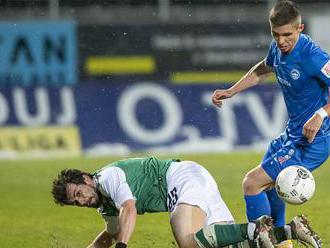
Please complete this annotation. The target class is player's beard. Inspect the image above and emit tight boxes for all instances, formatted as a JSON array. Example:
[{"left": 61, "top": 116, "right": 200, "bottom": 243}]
[{"left": 88, "top": 190, "right": 103, "bottom": 208}]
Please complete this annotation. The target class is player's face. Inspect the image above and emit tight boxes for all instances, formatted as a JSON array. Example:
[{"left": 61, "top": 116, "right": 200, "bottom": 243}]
[
  {"left": 271, "top": 22, "right": 304, "bottom": 53},
  {"left": 66, "top": 176, "right": 102, "bottom": 208}
]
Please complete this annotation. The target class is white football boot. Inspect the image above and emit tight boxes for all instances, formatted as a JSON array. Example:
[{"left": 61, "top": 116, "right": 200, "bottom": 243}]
[
  {"left": 290, "top": 215, "right": 322, "bottom": 248},
  {"left": 254, "top": 215, "right": 276, "bottom": 248}
]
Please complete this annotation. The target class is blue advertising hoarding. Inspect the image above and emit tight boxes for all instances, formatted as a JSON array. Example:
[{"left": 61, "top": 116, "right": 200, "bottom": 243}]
[
  {"left": 0, "top": 83, "right": 286, "bottom": 157},
  {"left": 0, "top": 21, "right": 77, "bottom": 86}
]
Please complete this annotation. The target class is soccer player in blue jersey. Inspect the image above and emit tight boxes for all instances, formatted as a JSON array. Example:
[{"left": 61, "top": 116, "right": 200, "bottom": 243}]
[{"left": 212, "top": 0, "right": 330, "bottom": 234}]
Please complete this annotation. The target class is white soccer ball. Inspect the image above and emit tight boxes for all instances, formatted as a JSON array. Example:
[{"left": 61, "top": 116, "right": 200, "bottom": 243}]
[{"left": 275, "top": 165, "right": 315, "bottom": 205}]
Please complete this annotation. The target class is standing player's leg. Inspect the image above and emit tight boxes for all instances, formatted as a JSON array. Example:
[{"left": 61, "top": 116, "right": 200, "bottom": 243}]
[
  {"left": 266, "top": 188, "right": 286, "bottom": 227},
  {"left": 263, "top": 135, "right": 287, "bottom": 226},
  {"left": 243, "top": 134, "right": 287, "bottom": 225},
  {"left": 242, "top": 165, "right": 273, "bottom": 222}
]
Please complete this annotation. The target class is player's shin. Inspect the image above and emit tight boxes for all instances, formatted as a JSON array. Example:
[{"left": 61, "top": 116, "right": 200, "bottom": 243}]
[
  {"left": 266, "top": 188, "right": 286, "bottom": 227},
  {"left": 194, "top": 223, "right": 250, "bottom": 248},
  {"left": 245, "top": 192, "right": 271, "bottom": 222}
]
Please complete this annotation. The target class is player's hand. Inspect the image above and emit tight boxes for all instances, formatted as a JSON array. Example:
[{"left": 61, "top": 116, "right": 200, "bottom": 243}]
[
  {"left": 302, "top": 113, "right": 324, "bottom": 143},
  {"left": 211, "top": 89, "right": 234, "bottom": 108}
]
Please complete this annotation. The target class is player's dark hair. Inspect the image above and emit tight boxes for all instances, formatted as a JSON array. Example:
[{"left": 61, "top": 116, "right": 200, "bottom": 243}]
[
  {"left": 269, "top": 1, "right": 301, "bottom": 27},
  {"left": 52, "top": 169, "right": 93, "bottom": 206}
]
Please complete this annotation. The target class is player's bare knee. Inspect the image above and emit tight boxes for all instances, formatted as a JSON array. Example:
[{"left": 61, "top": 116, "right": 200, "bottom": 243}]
[{"left": 242, "top": 175, "right": 257, "bottom": 194}]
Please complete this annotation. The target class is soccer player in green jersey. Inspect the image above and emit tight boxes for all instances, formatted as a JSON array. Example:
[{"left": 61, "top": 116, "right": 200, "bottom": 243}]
[{"left": 52, "top": 157, "right": 320, "bottom": 248}]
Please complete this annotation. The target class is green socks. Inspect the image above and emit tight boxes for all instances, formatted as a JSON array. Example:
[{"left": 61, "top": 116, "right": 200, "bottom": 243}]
[{"left": 194, "top": 223, "right": 249, "bottom": 248}]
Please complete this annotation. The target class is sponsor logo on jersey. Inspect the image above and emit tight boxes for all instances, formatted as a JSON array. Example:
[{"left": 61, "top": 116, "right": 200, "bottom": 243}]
[
  {"left": 290, "top": 69, "right": 300, "bottom": 80},
  {"left": 277, "top": 156, "right": 287, "bottom": 164},
  {"left": 277, "top": 149, "right": 295, "bottom": 164},
  {"left": 277, "top": 76, "right": 291, "bottom": 87},
  {"left": 321, "top": 60, "right": 330, "bottom": 78},
  {"left": 288, "top": 149, "right": 295, "bottom": 156}
]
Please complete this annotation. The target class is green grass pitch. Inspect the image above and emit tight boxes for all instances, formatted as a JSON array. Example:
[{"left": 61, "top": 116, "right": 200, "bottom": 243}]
[{"left": 0, "top": 152, "right": 329, "bottom": 247}]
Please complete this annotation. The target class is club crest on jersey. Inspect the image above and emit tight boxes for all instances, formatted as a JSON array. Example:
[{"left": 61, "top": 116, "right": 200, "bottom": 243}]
[
  {"left": 321, "top": 60, "right": 330, "bottom": 78},
  {"left": 290, "top": 69, "right": 300, "bottom": 80}
]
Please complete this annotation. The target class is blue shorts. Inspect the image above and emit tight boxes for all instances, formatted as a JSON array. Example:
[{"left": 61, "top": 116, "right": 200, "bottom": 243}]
[{"left": 261, "top": 133, "right": 330, "bottom": 181}]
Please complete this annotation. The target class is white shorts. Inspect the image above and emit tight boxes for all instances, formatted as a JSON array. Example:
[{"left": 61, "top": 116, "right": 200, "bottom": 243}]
[{"left": 166, "top": 161, "right": 234, "bottom": 226}]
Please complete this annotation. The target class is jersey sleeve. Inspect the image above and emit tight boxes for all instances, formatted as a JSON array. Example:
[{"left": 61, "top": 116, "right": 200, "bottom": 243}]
[
  {"left": 306, "top": 47, "right": 330, "bottom": 86},
  {"left": 265, "top": 40, "right": 276, "bottom": 67},
  {"left": 100, "top": 167, "right": 135, "bottom": 209}
]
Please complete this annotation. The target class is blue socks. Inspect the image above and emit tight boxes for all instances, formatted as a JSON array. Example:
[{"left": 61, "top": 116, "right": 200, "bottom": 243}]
[
  {"left": 245, "top": 192, "right": 271, "bottom": 222},
  {"left": 267, "top": 188, "right": 286, "bottom": 227},
  {"left": 245, "top": 189, "right": 286, "bottom": 227}
]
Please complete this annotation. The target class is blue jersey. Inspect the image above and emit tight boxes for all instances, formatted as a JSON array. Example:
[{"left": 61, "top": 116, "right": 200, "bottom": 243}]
[{"left": 266, "top": 34, "right": 330, "bottom": 143}]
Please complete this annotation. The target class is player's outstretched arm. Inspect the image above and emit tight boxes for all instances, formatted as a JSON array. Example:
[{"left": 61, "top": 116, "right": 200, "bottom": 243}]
[
  {"left": 303, "top": 103, "right": 330, "bottom": 143},
  {"left": 212, "top": 59, "right": 273, "bottom": 108},
  {"left": 115, "top": 199, "right": 137, "bottom": 248},
  {"left": 87, "top": 229, "right": 117, "bottom": 248}
]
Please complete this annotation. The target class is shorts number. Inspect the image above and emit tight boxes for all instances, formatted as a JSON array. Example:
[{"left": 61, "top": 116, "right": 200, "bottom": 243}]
[{"left": 167, "top": 187, "right": 178, "bottom": 211}]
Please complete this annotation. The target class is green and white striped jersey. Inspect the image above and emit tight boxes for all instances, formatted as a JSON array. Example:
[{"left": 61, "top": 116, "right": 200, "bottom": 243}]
[{"left": 93, "top": 157, "right": 177, "bottom": 217}]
